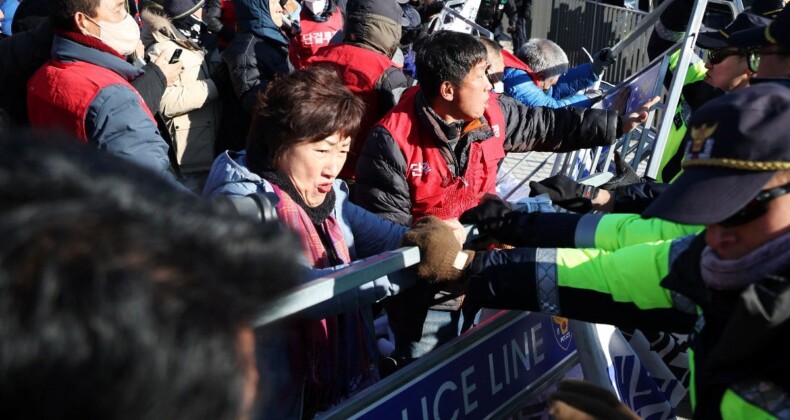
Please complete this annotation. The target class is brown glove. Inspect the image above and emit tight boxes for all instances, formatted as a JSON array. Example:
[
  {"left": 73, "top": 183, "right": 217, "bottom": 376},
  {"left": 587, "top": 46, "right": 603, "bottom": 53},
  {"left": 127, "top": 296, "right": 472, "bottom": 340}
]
[
  {"left": 401, "top": 216, "right": 474, "bottom": 284},
  {"left": 548, "top": 380, "right": 640, "bottom": 420}
]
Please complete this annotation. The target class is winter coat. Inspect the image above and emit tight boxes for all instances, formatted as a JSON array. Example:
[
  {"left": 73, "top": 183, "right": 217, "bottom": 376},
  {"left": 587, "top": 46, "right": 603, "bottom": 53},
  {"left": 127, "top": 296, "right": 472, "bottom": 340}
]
[
  {"left": 503, "top": 63, "right": 599, "bottom": 108},
  {"left": 222, "top": 0, "right": 289, "bottom": 114},
  {"left": 142, "top": 10, "right": 222, "bottom": 173},
  {"left": 27, "top": 34, "right": 175, "bottom": 182},
  {"left": 203, "top": 150, "right": 415, "bottom": 418},
  {"left": 355, "top": 91, "right": 622, "bottom": 226}
]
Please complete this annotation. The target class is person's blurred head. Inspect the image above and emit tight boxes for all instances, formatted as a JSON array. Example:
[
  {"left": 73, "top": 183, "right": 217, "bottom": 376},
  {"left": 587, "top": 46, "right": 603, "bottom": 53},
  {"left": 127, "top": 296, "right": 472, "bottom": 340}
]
[
  {"left": 479, "top": 36, "right": 505, "bottom": 93},
  {"left": 643, "top": 84, "right": 790, "bottom": 260},
  {"left": 344, "top": 0, "right": 402, "bottom": 57},
  {"left": 247, "top": 66, "right": 365, "bottom": 207},
  {"left": 48, "top": 0, "right": 141, "bottom": 55},
  {"left": 730, "top": 5, "right": 790, "bottom": 78},
  {"left": 416, "top": 30, "right": 492, "bottom": 122},
  {"left": 516, "top": 38, "right": 569, "bottom": 92},
  {"left": 0, "top": 131, "right": 302, "bottom": 419}
]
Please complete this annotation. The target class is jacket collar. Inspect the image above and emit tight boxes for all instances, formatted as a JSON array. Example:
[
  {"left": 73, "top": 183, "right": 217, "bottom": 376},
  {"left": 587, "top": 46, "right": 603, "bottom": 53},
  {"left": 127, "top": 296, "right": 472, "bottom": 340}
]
[{"left": 52, "top": 35, "right": 144, "bottom": 82}]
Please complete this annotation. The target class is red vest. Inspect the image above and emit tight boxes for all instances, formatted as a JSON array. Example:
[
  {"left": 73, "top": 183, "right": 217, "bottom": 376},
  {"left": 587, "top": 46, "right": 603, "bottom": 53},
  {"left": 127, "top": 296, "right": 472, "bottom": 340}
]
[
  {"left": 502, "top": 49, "right": 540, "bottom": 85},
  {"left": 378, "top": 87, "right": 507, "bottom": 221},
  {"left": 308, "top": 43, "right": 395, "bottom": 179},
  {"left": 289, "top": 8, "right": 343, "bottom": 69},
  {"left": 27, "top": 60, "right": 154, "bottom": 142}
]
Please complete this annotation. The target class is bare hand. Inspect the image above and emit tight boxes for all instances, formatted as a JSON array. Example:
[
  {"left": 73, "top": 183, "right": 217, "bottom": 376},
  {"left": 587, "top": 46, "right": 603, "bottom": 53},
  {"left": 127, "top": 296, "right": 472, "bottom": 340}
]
[
  {"left": 621, "top": 96, "right": 660, "bottom": 134},
  {"left": 443, "top": 218, "right": 467, "bottom": 246},
  {"left": 152, "top": 48, "right": 184, "bottom": 87}
]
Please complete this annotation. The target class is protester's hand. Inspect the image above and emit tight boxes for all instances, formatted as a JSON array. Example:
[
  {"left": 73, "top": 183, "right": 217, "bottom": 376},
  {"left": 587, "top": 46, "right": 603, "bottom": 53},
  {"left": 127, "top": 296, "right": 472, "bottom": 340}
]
[
  {"left": 459, "top": 196, "right": 513, "bottom": 239},
  {"left": 600, "top": 151, "right": 643, "bottom": 190},
  {"left": 591, "top": 47, "right": 616, "bottom": 74},
  {"left": 549, "top": 380, "right": 640, "bottom": 420},
  {"left": 529, "top": 175, "right": 599, "bottom": 213},
  {"left": 152, "top": 48, "right": 185, "bottom": 87},
  {"left": 621, "top": 96, "right": 660, "bottom": 133},
  {"left": 401, "top": 216, "right": 474, "bottom": 284},
  {"left": 135, "top": 40, "right": 145, "bottom": 60},
  {"left": 443, "top": 218, "right": 467, "bottom": 246}
]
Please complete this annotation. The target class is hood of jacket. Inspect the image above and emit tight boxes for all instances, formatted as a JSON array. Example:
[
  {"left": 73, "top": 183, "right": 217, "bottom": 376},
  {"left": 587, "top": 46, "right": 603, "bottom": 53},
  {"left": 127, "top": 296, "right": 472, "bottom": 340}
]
[
  {"left": 203, "top": 150, "right": 267, "bottom": 197},
  {"left": 52, "top": 35, "right": 144, "bottom": 82},
  {"left": 140, "top": 9, "right": 202, "bottom": 51},
  {"left": 344, "top": 0, "right": 401, "bottom": 57},
  {"left": 234, "top": 0, "right": 288, "bottom": 45}
]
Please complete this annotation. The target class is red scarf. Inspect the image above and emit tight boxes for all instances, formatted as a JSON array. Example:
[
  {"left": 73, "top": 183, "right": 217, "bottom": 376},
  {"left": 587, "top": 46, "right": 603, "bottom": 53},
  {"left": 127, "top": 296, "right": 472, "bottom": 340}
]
[{"left": 272, "top": 185, "right": 375, "bottom": 417}]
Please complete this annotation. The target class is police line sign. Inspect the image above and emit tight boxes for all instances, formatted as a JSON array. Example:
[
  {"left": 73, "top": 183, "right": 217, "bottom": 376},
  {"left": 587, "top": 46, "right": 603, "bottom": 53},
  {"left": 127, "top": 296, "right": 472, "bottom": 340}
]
[{"left": 323, "top": 311, "right": 578, "bottom": 419}]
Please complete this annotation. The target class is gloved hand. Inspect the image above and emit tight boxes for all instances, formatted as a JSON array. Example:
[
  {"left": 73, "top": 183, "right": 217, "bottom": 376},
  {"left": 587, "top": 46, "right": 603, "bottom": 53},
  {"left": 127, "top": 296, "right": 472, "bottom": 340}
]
[
  {"left": 591, "top": 47, "right": 616, "bottom": 75},
  {"left": 600, "top": 151, "right": 644, "bottom": 190},
  {"left": 401, "top": 216, "right": 474, "bottom": 284},
  {"left": 529, "top": 175, "right": 598, "bottom": 213},
  {"left": 548, "top": 380, "right": 640, "bottom": 420},
  {"left": 459, "top": 196, "right": 514, "bottom": 239}
]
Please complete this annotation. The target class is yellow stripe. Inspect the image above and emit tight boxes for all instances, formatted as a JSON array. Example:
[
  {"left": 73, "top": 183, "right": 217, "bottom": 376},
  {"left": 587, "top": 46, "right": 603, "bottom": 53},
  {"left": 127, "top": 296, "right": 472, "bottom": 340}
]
[
  {"left": 719, "top": 29, "right": 730, "bottom": 39},
  {"left": 683, "top": 158, "right": 790, "bottom": 170},
  {"left": 766, "top": 23, "right": 777, "bottom": 44}
]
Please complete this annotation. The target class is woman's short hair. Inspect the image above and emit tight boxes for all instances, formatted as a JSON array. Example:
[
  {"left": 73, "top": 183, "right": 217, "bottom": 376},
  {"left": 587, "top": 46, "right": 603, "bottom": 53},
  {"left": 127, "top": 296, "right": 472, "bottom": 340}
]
[{"left": 246, "top": 66, "right": 366, "bottom": 173}]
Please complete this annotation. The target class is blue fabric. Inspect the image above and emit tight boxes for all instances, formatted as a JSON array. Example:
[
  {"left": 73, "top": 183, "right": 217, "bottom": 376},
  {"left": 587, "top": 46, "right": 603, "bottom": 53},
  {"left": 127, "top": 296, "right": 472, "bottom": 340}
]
[
  {"left": 503, "top": 63, "right": 598, "bottom": 108},
  {"left": 233, "top": 0, "right": 288, "bottom": 45},
  {"left": 0, "top": 0, "right": 19, "bottom": 35},
  {"left": 50, "top": 36, "right": 176, "bottom": 183},
  {"left": 205, "top": 150, "right": 416, "bottom": 418}
]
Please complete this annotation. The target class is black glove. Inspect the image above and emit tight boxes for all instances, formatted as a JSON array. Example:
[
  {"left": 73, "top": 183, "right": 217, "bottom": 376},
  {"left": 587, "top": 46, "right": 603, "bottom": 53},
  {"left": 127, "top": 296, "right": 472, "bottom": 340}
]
[
  {"left": 600, "top": 151, "right": 644, "bottom": 190},
  {"left": 460, "top": 197, "right": 584, "bottom": 248},
  {"left": 548, "top": 380, "right": 640, "bottom": 420},
  {"left": 401, "top": 216, "right": 474, "bottom": 284},
  {"left": 529, "top": 175, "right": 598, "bottom": 213},
  {"left": 591, "top": 47, "right": 616, "bottom": 74}
]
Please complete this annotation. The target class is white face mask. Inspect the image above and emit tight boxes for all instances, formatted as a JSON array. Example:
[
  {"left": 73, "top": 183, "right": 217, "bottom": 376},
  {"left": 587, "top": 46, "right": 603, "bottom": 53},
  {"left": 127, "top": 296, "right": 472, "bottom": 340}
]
[
  {"left": 87, "top": 13, "right": 141, "bottom": 56},
  {"left": 492, "top": 81, "right": 504, "bottom": 93},
  {"left": 304, "top": 0, "right": 326, "bottom": 15}
]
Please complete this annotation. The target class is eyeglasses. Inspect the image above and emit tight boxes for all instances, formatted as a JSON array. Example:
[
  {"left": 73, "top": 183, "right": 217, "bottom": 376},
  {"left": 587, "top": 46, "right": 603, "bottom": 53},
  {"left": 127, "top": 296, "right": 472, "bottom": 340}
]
[
  {"left": 715, "top": 181, "right": 790, "bottom": 227},
  {"left": 706, "top": 48, "right": 750, "bottom": 65}
]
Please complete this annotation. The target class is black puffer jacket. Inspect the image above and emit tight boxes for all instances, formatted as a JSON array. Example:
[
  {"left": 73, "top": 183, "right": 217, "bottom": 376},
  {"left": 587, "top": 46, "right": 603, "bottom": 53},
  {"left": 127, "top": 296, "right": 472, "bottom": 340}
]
[{"left": 355, "top": 92, "right": 621, "bottom": 225}]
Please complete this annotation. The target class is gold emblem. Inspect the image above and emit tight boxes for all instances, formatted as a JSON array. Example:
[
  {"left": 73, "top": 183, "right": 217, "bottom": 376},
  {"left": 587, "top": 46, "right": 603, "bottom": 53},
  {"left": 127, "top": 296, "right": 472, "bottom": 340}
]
[{"left": 690, "top": 122, "right": 718, "bottom": 153}]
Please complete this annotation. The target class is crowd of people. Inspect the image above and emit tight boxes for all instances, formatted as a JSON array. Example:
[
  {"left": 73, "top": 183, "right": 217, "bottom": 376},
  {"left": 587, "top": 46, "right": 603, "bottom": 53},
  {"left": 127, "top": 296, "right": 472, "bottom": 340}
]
[{"left": 1, "top": 0, "right": 789, "bottom": 418}]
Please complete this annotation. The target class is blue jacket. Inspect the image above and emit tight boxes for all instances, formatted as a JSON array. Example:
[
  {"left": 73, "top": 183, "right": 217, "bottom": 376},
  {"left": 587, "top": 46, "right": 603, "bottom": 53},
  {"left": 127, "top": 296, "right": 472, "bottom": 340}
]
[
  {"left": 27, "top": 36, "right": 174, "bottom": 182},
  {"left": 204, "top": 150, "right": 415, "bottom": 418},
  {"left": 503, "top": 63, "right": 598, "bottom": 108}
]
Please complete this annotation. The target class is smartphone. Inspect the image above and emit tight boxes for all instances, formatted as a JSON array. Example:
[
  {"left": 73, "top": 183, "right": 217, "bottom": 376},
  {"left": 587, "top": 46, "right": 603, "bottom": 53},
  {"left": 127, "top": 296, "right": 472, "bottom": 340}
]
[{"left": 169, "top": 49, "right": 183, "bottom": 64}]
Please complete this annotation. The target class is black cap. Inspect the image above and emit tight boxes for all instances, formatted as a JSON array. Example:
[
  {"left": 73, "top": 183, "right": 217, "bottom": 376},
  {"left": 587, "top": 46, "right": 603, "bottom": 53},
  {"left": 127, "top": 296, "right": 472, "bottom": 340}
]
[
  {"left": 696, "top": 11, "right": 773, "bottom": 49},
  {"left": 643, "top": 84, "right": 790, "bottom": 225},
  {"left": 730, "top": 5, "right": 790, "bottom": 48}
]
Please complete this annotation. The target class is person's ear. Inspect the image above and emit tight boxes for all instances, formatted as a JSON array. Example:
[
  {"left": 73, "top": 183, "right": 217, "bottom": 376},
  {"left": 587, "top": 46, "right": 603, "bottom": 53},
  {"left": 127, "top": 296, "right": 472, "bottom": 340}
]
[
  {"left": 439, "top": 81, "right": 455, "bottom": 101},
  {"left": 74, "top": 12, "right": 94, "bottom": 35}
]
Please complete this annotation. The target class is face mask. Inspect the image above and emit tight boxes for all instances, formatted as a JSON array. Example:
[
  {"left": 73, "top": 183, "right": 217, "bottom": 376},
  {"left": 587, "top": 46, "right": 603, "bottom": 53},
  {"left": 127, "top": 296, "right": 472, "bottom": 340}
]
[
  {"left": 304, "top": 0, "right": 326, "bottom": 15},
  {"left": 87, "top": 13, "right": 141, "bottom": 56}
]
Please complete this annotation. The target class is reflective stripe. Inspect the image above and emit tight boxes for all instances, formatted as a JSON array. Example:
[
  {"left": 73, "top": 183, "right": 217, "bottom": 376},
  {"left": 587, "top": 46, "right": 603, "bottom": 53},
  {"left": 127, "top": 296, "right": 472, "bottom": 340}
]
[
  {"left": 535, "top": 248, "right": 560, "bottom": 314},
  {"left": 722, "top": 380, "right": 790, "bottom": 419},
  {"left": 654, "top": 20, "right": 686, "bottom": 42},
  {"left": 574, "top": 213, "right": 604, "bottom": 248},
  {"left": 670, "top": 291, "right": 697, "bottom": 314}
]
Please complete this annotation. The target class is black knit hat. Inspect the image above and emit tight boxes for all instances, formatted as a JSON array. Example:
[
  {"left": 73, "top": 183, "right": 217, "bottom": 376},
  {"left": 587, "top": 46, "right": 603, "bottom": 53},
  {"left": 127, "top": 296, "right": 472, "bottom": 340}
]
[
  {"left": 164, "top": 0, "right": 206, "bottom": 20},
  {"left": 643, "top": 84, "right": 790, "bottom": 225}
]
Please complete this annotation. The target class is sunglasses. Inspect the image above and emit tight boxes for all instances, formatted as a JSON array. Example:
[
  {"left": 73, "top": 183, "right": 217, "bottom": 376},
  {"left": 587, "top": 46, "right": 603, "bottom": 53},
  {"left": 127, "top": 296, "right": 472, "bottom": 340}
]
[
  {"left": 706, "top": 48, "right": 751, "bottom": 65},
  {"left": 716, "top": 182, "right": 790, "bottom": 227}
]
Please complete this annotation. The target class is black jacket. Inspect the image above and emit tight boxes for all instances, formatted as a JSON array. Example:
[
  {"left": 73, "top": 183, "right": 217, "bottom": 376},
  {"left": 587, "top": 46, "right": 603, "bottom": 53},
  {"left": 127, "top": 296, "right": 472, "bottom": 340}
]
[{"left": 355, "top": 92, "right": 621, "bottom": 225}]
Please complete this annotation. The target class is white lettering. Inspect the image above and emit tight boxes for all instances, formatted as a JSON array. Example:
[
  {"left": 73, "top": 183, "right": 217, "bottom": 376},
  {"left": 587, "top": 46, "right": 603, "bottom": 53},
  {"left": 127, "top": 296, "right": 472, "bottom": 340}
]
[
  {"left": 421, "top": 395, "right": 429, "bottom": 420},
  {"left": 511, "top": 335, "right": 530, "bottom": 380},
  {"left": 434, "top": 381, "right": 459, "bottom": 420},
  {"left": 501, "top": 344, "right": 511, "bottom": 385},
  {"left": 488, "top": 353, "right": 503, "bottom": 395},
  {"left": 461, "top": 366, "right": 478, "bottom": 415},
  {"left": 531, "top": 323, "right": 545, "bottom": 365}
]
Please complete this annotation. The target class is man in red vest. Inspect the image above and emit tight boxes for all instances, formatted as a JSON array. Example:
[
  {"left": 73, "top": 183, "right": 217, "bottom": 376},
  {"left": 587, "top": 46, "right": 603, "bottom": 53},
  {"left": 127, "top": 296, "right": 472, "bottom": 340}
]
[
  {"left": 308, "top": 0, "right": 409, "bottom": 180},
  {"left": 355, "top": 30, "right": 656, "bottom": 366},
  {"left": 355, "top": 30, "right": 655, "bottom": 226},
  {"left": 27, "top": 0, "right": 175, "bottom": 181}
]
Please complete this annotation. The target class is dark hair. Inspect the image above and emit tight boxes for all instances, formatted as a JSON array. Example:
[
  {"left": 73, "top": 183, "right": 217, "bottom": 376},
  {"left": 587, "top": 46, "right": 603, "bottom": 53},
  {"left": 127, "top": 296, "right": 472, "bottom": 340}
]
[
  {"left": 415, "top": 30, "right": 488, "bottom": 100},
  {"left": 0, "top": 131, "right": 302, "bottom": 420},
  {"left": 48, "top": 0, "right": 100, "bottom": 30},
  {"left": 246, "top": 66, "right": 366, "bottom": 174}
]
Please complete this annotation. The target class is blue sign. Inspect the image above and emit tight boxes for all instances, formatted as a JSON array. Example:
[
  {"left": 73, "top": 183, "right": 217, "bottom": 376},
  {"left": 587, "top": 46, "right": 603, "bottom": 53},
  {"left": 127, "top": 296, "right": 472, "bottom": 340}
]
[{"left": 354, "top": 313, "right": 576, "bottom": 420}]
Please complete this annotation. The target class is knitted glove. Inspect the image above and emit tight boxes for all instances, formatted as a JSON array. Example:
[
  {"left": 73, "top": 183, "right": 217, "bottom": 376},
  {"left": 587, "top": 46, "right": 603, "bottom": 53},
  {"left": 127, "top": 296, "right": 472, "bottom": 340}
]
[
  {"left": 600, "top": 151, "right": 645, "bottom": 190},
  {"left": 529, "top": 175, "right": 598, "bottom": 213},
  {"left": 401, "top": 216, "right": 474, "bottom": 284},
  {"left": 548, "top": 380, "right": 640, "bottom": 420},
  {"left": 591, "top": 47, "right": 616, "bottom": 75}
]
